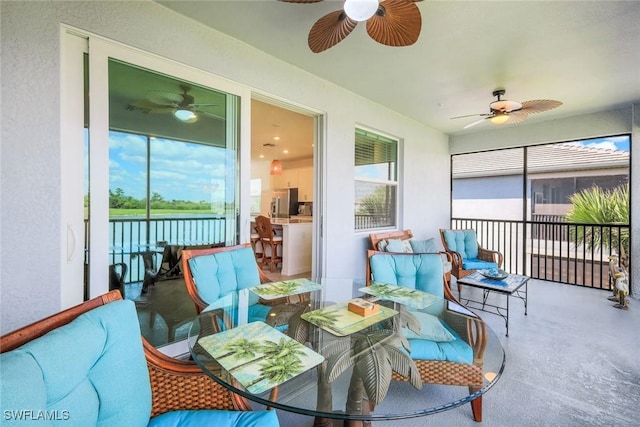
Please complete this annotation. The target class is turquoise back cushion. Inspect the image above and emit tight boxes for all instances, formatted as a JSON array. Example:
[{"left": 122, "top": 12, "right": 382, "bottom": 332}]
[
  {"left": 188, "top": 247, "right": 261, "bottom": 307},
  {"left": 0, "top": 300, "right": 151, "bottom": 427},
  {"left": 369, "top": 253, "right": 444, "bottom": 298},
  {"left": 443, "top": 230, "right": 479, "bottom": 259},
  {"left": 149, "top": 409, "right": 280, "bottom": 427}
]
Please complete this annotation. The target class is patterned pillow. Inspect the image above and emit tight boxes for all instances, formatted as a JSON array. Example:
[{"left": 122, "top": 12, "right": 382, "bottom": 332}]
[{"left": 385, "top": 239, "right": 413, "bottom": 253}]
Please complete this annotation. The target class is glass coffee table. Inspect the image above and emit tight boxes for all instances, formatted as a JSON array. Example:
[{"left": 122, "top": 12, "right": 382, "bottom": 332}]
[{"left": 188, "top": 278, "right": 505, "bottom": 425}]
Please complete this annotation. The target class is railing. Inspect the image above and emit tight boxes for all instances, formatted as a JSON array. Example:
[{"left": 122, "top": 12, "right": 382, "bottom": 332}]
[
  {"left": 451, "top": 217, "right": 630, "bottom": 290},
  {"left": 85, "top": 216, "right": 227, "bottom": 285}
]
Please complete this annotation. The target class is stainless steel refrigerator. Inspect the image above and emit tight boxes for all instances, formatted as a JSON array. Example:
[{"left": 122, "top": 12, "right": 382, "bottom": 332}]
[{"left": 270, "top": 188, "right": 299, "bottom": 218}]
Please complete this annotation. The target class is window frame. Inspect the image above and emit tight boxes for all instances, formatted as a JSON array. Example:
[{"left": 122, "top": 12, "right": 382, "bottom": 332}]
[{"left": 354, "top": 126, "right": 400, "bottom": 232}]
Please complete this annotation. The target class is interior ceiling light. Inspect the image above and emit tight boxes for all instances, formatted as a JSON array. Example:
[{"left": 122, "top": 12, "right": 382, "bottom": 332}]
[
  {"left": 174, "top": 109, "right": 198, "bottom": 122},
  {"left": 270, "top": 159, "right": 283, "bottom": 176},
  {"left": 264, "top": 143, "right": 283, "bottom": 175},
  {"left": 282, "top": 0, "right": 423, "bottom": 53},
  {"left": 490, "top": 112, "right": 510, "bottom": 125},
  {"left": 344, "top": 0, "right": 378, "bottom": 21}
]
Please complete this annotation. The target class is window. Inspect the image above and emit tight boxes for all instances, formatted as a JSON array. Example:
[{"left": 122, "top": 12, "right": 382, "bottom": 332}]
[{"left": 354, "top": 128, "right": 398, "bottom": 230}]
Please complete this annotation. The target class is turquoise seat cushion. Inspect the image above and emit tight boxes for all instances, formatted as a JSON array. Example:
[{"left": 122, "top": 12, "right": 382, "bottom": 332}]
[
  {"left": 407, "top": 321, "right": 473, "bottom": 364},
  {"left": 462, "top": 258, "right": 498, "bottom": 270},
  {"left": 0, "top": 300, "right": 152, "bottom": 427},
  {"left": 188, "top": 247, "right": 261, "bottom": 307},
  {"left": 148, "top": 409, "right": 280, "bottom": 427},
  {"left": 369, "top": 253, "right": 445, "bottom": 298},
  {"left": 403, "top": 311, "right": 455, "bottom": 342},
  {"left": 442, "top": 229, "right": 479, "bottom": 259}
]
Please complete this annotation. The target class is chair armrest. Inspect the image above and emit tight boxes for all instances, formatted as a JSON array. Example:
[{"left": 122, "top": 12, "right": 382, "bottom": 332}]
[
  {"left": 446, "top": 250, "right": 463, "bottom": 268},
  {"left": 440, "top": 304, "right": 488, "bottom": 364},
  {"left": 477, "top": 247, "right": 504, "bottom": 267},
  {"left": 143, "top": 338, "right": 252, "bottom": 416}
]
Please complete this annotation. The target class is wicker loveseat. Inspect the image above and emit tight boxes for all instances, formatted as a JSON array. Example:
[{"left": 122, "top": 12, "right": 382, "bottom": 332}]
[{"left": 0, "top": 290, "right": 279, "bottom": 427}]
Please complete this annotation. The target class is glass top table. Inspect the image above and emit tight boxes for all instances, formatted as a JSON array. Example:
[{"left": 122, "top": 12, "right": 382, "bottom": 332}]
[{"left": 187, "top": 278, "right": 505, "bottom": 424}]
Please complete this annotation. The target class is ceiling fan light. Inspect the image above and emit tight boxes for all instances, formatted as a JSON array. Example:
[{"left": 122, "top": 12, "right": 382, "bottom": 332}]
[
  {"left": 490, "top": 113, "right": 509, "bottom": 125},
  {"left": 270, "top": 159, "right": 283, "bottom": 176},
  {"left": 174, "top": 109, "right": 197, "bottom": 122},
  {"left": 344, "top": 0, "right": 378, "bottom": 22}
]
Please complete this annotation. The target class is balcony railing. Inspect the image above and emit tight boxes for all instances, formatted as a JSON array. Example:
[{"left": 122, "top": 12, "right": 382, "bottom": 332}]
[
  {"left": 86, "top": 216, "right": 227, "bottom": 285},
  {"left": 451, "top": 217, "right": 630, "bottom": 290}
]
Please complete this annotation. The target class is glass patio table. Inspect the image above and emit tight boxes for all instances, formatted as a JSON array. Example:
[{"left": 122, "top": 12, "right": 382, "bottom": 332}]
[{"left": 187, "top": 278, "right": 505, "bottom": 425}]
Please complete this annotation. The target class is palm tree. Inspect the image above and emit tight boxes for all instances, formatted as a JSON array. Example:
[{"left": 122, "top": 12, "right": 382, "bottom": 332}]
[
  {"left": 216, "top": 337, "right": 261, "bottom": 361},
  {"left": 565, "top": 184, "right": 630, "bottom": 269}
]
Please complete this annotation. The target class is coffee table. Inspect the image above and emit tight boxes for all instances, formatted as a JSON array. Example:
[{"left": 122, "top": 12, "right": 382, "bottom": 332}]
[
  {"left": 188, "top": 278, "right": 505, "bottom": 426},
  {"left": 456, "top": 272, "right": 529, "bottom": 337}
]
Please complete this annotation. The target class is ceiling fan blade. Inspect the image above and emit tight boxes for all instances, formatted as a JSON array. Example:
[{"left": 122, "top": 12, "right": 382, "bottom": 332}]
[
  {"left": 450, "top": 113, "right": 491, "bottom": 120},
  {"left": 519, "top": 99, "right": 563, "bottom": 114},
  {"left": 463, "top": 117, "right": 488, "bottom": 129},
  {"left": 146, "top": 90, "right": 183, "bottom": 106},
  {"left": 128, "top": 99, "right": 176, "bottom": 113},
  {"left": 503, "top": 110, "right": 529, "bottom": 124},
  {"left": 308, "top": 10, "right": 357, "bottom": 53},
  {"left": 366, "top": 0, "right": 422, "bottom": 47}
]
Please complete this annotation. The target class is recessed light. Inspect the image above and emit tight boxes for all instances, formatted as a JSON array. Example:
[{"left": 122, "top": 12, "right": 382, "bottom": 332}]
[
  {"left": 283, "top": 149, "right": 289, "bottom": 154},
  {"left": 273, "top": 136, "right": 280, "bottom": 141},
  {"left": 259, "top": 154, "right": 264, "bottom": 159}
]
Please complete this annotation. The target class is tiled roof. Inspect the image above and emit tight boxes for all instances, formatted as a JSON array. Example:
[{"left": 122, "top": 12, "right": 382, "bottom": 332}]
[{"left": 452, "top": 143, "right": 629, "bottom": 178}]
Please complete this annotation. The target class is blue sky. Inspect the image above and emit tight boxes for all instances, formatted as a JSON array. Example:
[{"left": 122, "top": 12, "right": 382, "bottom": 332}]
[
  {"left": 108, "top": 131, "right": 231, "bottom": 203},
  {"left": 572, "top": 135, "right": 630, "bottom": 151}
]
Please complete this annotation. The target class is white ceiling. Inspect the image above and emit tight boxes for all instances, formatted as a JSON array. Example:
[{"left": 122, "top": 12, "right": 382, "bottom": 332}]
[{"left": 157, "top": 0, "right": 640, "bottom": 139}]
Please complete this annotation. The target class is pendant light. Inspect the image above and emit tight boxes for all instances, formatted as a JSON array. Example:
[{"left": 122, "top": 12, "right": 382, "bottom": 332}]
[{"left": 270, "top": 159, "right": 283, "bottom": 175}]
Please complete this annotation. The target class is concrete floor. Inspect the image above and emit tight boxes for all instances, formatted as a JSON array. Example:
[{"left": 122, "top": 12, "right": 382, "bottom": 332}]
[{"left": 129, "top": 274, "right": 640, "bottom": 426}]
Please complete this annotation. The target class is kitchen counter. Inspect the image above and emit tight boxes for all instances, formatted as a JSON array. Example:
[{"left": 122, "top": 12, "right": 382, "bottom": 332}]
[{"left": 251, "top": 218, "right": 312, "bottom": 275}]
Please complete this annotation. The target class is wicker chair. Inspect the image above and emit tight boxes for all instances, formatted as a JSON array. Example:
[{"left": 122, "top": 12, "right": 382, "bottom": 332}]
[
  {"left": 366, "top": 250, "right": 487, "bottom": 422},
  {"left": 0, "top": 290, "right": 279, "bottom": 424},
  {"left": 439, "top": 228, "right": 504, "bottom": 283},
  {"left": 369, "top": 229, "right": 453, "bottom": 285},
  {"left": 255, "top": 215, "right": 283, "bottom": 272}
]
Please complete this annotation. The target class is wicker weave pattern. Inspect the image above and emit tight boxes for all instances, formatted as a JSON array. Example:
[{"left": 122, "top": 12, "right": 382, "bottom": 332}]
[
  {"left": 392, "top": 360, "right": 483, "bottom": 387},
  {"left": 147, "top": 363, "right": 235, "bottom": 416}
]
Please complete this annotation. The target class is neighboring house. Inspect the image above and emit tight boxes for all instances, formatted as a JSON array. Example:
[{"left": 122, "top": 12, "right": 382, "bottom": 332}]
[{"left": 452, "top": 142, "right": 630, "bottom": 221}]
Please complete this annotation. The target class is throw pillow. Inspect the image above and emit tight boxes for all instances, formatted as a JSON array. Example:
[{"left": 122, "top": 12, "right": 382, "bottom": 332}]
[
  {"left": 377, "top": 240, "right": 389, "bottom": 252},
  {"left": 409, "top": 238, "right": 439, "bottom": 253},
  {"left": 385, "top": 239, "right": 413, "bottom": 253},
  {"left": 403, "top": 311, "right": 455, "bottom": 342}
]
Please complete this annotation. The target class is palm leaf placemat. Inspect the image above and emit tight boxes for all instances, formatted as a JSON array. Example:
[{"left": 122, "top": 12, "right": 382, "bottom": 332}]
[
  {"left": 359, "top": 283, "right": 442, "bottom": 309},
  {"left": 249, "top": 278, "right": 323, "bottom": 300},
  {"left": 301, "top": 300, "right": 398, "bottom": 337},
  {"left": 198, "top": 321, "right": 324, "bottom": 394}
]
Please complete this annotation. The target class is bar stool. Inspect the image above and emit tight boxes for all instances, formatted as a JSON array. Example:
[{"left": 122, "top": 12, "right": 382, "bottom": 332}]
[
  {"left": 250, "top": 223, "right": 263, "bottom": 261},
  {"left": 255, "top": 215, "right": 283, "bottom": 272}
]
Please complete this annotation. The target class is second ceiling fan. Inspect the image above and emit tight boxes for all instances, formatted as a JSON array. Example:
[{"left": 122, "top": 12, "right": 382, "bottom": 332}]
[
  {"left": 281, "top": 0, "right": 423, "bottom": 53},
  {"left": 451, "top": 89, "right": 563, "bottom": 129}
]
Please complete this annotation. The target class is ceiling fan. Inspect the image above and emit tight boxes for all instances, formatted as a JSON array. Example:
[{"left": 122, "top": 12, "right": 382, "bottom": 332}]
[
  {"left": 451, "top": 89, "right": 563, "bottom": 129},
  {"left": 128, "top": 84, "right": 219, "bottom": 123},
  {"left": 281, "top": 0, "right": 423, "bottom": 53}
]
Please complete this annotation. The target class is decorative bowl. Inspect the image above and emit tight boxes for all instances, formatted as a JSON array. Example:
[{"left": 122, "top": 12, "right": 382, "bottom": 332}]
[{"left": 480, "top": 268, "right": 508, "bottom": 280}]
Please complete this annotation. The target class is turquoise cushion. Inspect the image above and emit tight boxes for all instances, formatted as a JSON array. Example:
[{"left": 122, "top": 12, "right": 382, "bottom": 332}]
[
  {"left": 188, "top": 248, "right": 261, "bottom": 306},
  {"left": 443, "top": 230, "right": 479, "bottom": 259},
  {"left": 403, "top": 311, "right": 455, "bottom": 342},
  {"left": 148, "top": 409, "right": 280, "bottom": 427},
  {"left": 369, "top": 253, "right": 444, "bottom": 298},
  {"left": 407, "top": 322, "right": 473, "bottom": 363},
  {"left": 409, "top": 238, "right": 439, "bottom": 253},
  {"left": 462, "top": 258, "right": 498, "bottom": 270},
  {"left": 385, "top": 239, "right": 413, "bottom": 253},
  {"left": 0, "top": 300, "right": 151, "bottom": 427}
]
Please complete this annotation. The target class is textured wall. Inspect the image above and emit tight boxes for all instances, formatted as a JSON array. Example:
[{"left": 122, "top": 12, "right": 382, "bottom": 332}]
[{"left": 0, "top": 1, "right": 450, "bottom": 332}]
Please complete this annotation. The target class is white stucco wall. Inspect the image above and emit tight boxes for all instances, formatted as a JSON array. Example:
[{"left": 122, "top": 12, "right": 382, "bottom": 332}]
[{"left": 0, "top": 1, "right": 450, "bottom": 332}]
